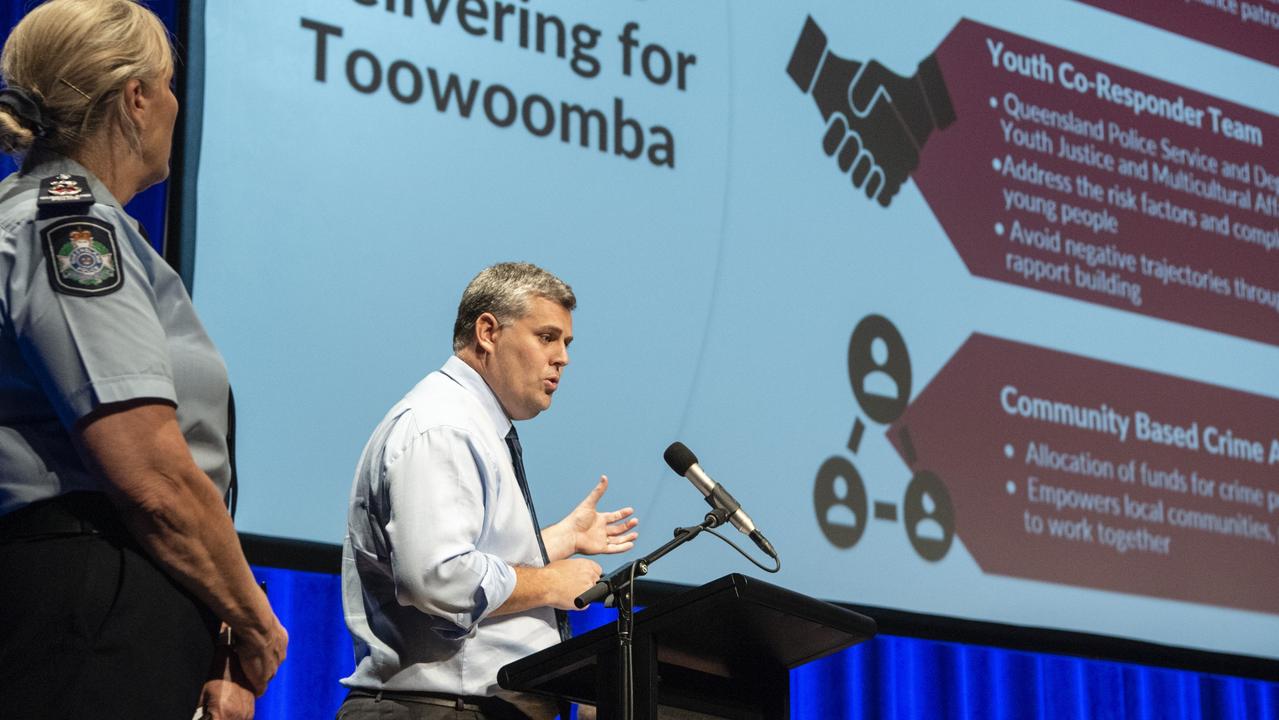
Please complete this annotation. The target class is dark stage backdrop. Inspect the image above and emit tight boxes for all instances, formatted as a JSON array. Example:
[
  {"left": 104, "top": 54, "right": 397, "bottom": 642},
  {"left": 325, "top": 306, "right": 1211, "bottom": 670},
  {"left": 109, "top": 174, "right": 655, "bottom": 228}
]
[{"left": 1, "top": 1, "right": 1277, "bottom": 718}]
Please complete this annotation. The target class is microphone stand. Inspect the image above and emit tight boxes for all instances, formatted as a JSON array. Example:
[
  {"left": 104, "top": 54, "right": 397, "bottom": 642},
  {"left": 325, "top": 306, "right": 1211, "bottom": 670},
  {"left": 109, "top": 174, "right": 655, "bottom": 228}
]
[
  {"left": 575, "top": 508, "right": 730, "bottom": 720},
  {"left": 576, "top": 506, "right": 731, "bottom": 608}
]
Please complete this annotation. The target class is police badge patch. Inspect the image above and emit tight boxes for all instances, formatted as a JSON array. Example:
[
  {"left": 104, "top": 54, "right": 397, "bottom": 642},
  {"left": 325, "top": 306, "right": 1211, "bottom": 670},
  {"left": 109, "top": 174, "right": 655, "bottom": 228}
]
[{"left": 40, "top": 216, "right": 124, "bottom": 296}]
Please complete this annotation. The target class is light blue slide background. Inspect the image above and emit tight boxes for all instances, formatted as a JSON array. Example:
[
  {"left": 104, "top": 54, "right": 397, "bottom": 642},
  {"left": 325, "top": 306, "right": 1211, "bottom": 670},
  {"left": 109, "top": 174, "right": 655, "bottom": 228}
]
[{"left": 192, "top": 0, "right": 1279, "bottom": 660}]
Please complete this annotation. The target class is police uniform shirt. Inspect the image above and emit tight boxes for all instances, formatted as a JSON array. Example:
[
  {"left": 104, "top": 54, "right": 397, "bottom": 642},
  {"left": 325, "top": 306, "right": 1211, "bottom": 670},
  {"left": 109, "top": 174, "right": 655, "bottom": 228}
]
[{"left": 0, "top": 155, "right": 230, "bottom": 516}]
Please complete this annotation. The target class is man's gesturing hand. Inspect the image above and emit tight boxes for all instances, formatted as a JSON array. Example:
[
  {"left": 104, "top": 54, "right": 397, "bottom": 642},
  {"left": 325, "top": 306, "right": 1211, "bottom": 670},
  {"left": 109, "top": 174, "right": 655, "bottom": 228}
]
[{"left": 543, "top": 475, "right": 639, "bottom": 561}]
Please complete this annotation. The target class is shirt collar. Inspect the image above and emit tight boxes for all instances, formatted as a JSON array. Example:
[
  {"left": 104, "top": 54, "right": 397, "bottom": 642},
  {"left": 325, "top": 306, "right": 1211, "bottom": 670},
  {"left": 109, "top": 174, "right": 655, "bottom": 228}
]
[
  {"left": 440, "top": 354, "right": 512, "bottom": 438},
  {"left": 24, "top": 153, "right": 124, "bottom": 212}
]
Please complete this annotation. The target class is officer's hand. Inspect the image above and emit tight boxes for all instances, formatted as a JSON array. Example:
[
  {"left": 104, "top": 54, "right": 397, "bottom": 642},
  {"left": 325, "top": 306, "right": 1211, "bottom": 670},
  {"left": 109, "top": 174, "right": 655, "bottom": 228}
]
[
  {"left": 543, "top": 558, "right": 603, "bottom": 610},
  {"left": 196, "top": 647, "right": 256, "bottom": 720},
  {"left": 232, "top": 614, "right": 288, "bottom": 696}
]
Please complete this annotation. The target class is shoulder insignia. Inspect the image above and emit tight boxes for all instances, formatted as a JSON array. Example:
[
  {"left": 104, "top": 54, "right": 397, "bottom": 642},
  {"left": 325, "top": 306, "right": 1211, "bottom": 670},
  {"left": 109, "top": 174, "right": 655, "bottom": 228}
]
[
  {"left": 37, "top": 174, "right": 95, "bottom": 209},
  {"left": 40, "top": 216, "right": 124, "bottom": 297}
]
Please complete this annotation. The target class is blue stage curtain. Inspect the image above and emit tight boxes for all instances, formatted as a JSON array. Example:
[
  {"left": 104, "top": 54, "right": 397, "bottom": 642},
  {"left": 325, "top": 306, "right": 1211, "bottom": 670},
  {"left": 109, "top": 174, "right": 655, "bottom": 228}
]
[
  {"left": 252, "top": 566, "right": 354, "bottom": 720},
  {"left": 252, "top": 566, "right": 1278, "bottom": 720}
]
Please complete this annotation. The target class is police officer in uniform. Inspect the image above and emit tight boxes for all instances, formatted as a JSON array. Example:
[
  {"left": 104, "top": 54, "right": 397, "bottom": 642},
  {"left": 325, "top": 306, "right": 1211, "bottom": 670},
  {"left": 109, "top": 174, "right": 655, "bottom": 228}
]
[{"left": 0, "top": 1, "right": 287, "bottom": 718}]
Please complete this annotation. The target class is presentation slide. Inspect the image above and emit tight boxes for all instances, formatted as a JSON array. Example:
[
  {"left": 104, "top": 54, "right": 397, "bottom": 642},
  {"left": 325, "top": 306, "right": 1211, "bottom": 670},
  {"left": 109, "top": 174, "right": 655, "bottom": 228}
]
[{"left": 188, "top": 0, "right": 1279, "bottom": 660}]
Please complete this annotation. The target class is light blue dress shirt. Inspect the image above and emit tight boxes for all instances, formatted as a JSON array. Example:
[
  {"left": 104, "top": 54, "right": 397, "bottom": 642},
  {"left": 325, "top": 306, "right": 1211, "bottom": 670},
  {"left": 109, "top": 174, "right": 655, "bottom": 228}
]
[{"left": 340, "top": 355, "right": 560, "bottom": 698}]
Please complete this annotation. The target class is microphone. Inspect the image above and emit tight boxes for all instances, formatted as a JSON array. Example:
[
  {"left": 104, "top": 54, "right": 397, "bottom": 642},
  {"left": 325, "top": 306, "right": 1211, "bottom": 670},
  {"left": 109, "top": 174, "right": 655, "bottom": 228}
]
[{"left": 663, "top": 442, "right": 777, "bottom": 558}]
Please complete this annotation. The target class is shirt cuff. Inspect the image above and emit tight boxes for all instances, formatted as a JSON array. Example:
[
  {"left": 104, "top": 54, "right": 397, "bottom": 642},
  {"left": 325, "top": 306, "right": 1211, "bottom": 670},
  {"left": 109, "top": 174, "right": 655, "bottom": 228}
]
[
  {"left": 434, "top": 555, "right": 517, "bottom": 639},
  {"left": 61, "top": 373, "right": 177, "bottom": 426}
]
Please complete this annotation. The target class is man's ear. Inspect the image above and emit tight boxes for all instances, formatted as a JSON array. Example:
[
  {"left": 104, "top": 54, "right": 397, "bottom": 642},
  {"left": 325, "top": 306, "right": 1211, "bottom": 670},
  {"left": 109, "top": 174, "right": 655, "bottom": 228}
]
[{"left": 474, "top": 312, "right": 502, "bottom": 355}]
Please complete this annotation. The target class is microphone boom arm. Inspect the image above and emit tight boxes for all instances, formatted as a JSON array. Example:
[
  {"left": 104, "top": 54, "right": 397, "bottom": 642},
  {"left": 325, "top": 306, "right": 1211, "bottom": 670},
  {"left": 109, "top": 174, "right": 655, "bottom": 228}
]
[{"left": 574, "top": 507, "right": 731, "bottom": 608}]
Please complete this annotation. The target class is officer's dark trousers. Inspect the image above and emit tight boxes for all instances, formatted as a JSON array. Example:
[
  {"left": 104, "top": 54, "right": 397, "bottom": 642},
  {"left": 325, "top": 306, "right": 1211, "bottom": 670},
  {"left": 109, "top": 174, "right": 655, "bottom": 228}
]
[{"left": 0, "top": 493, "right": 217, "bottom": 719}]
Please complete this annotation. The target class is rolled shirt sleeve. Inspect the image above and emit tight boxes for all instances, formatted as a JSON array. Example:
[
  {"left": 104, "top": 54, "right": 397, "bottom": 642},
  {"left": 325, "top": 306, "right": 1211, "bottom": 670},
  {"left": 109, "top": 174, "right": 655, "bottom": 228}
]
[{"left": 385, "top": 426, "right": 517, "bottom": 638}]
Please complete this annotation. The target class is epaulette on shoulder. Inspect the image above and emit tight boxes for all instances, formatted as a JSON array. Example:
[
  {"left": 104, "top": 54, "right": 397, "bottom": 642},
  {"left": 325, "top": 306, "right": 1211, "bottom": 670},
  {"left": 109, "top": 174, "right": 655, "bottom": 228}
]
[{"left": 37, "top": 173, "right": 95, "bottom": 216}]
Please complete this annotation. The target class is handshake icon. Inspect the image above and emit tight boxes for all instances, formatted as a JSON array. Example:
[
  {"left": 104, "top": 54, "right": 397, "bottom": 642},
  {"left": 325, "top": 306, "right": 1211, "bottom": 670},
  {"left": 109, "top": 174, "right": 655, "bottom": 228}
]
[{"left": 788, "top": 16, "right": 956, "bottom": 207}]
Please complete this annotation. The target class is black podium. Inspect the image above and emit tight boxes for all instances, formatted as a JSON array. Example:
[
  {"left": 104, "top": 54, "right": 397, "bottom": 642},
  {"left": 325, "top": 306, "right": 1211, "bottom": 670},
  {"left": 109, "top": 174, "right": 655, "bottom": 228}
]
[{"left": 498, "top": 574, "right": 877, "bottom": 719}]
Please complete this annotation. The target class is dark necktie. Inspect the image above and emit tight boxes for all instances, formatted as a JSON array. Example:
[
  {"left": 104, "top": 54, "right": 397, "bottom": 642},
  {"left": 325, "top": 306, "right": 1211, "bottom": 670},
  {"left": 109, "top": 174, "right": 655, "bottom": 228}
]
[{"left": 506, "top": 426, "right": 572, "bottom": 643}]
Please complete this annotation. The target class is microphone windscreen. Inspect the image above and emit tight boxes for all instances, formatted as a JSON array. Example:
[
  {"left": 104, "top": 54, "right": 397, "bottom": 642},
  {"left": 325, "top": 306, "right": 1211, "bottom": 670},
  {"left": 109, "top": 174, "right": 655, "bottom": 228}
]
[{"left": 663, "top": 442, "right": 698, "bottom": 475}]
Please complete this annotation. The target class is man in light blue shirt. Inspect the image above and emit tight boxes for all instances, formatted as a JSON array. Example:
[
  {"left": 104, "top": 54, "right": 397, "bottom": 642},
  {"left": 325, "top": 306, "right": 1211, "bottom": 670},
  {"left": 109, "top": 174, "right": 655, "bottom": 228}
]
[{"left": 340, "top": 262, "right": 639, "bottom": 719}]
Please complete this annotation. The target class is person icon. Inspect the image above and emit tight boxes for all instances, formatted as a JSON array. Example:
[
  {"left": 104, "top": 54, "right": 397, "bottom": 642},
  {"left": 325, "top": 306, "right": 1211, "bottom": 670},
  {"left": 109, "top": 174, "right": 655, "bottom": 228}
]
[
  {"left": 814, "top": 456, "right": 868, "bottom": 549},
  {"left": 826, "top": 475, "right": 862, "bottom": 529},
  {"left": 848, "top": 314, "right": 911, "bottom": 424},
  {"left": 861, "top": 336, "right": 898, "bottom": 398},
  {"left": 903, "top": 470, "right": 954, "bottom": 561},
  {"left": 912, "top": 490, "right": 945, "bottom": 542}
]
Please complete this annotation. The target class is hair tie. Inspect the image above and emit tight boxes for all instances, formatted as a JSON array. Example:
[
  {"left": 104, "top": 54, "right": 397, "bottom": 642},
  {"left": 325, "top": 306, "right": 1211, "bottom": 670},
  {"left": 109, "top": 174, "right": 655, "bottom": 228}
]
[{"left": 0, "top": 86, "right": 50, "bottom": 138}]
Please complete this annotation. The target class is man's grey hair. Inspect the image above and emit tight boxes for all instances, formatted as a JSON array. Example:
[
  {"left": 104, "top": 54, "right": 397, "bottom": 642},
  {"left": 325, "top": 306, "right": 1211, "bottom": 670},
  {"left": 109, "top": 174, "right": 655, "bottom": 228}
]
[{"left": 452, "top": 262, "right": 576, "bottom": 352}]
